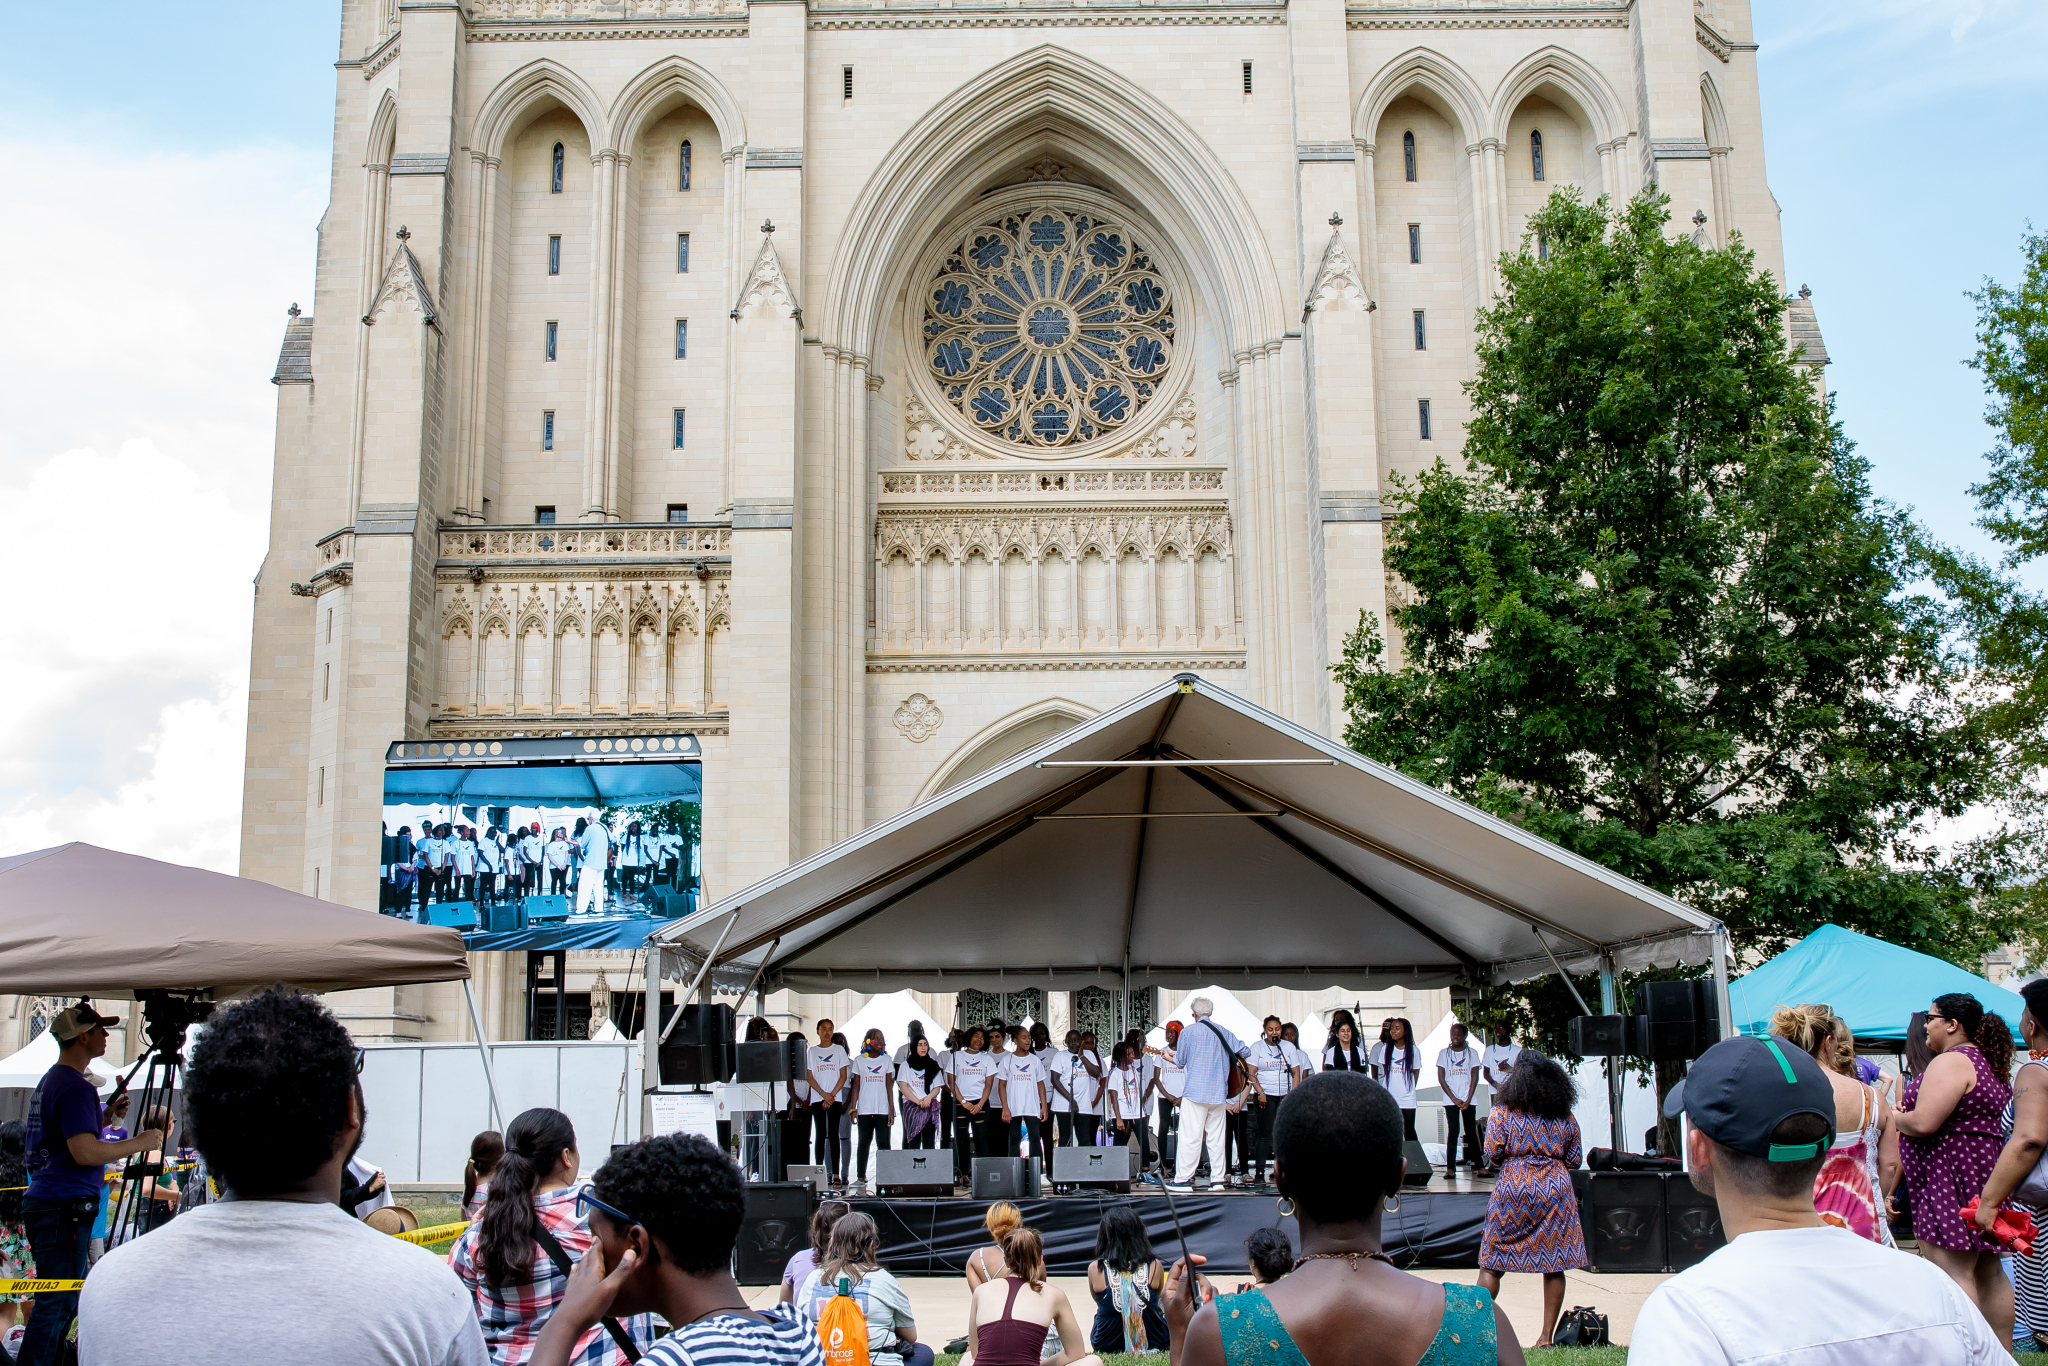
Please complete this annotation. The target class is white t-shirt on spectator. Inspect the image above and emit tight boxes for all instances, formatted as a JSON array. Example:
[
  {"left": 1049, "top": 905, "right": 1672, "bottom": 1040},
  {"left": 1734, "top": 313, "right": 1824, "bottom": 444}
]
[
  {"left": 1437, "top": 1046, "right": 1481, "bottom": 1104},
  {"left": 1482, "top": 1042, "right": 1522, "bottom": 1090},
  {"left": 1628, "top": 1224, "right": 2013, "bottom": 1365},
  {"left": 807, "top": 1044, "right": 850, "bottom": 1104},
  {"left": 1371, "top": 1042, "right": 1420, "bottom": 1109},
  {"left": 851, "top": 1052, "right": 895, "bottom": 1116}
]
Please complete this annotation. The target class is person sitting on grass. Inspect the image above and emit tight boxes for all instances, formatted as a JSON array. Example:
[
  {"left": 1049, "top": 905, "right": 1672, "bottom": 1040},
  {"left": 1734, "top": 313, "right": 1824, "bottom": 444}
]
[
  {"left": 532, "top": 1133, "right": 825, "bottom": 1366},
  {"left": 1087, "top": 1205, "right": 1168, "bottom": 1354},
  {"left": 1240, "top": 1227, "right": 1293, "bottom": 1291},
  {"left": 963, "top": 1225, "right": 1101, "bottom": 1366},
  {"left": 1165, "top": 1069, "right": 1523, "bottom": 1366}
]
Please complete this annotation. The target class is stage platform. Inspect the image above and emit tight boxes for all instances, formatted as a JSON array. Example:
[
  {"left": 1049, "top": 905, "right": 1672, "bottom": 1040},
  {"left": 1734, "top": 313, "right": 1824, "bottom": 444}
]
[{"left": 849, "top": 1170, "right": 1496, "bottom": 1274}]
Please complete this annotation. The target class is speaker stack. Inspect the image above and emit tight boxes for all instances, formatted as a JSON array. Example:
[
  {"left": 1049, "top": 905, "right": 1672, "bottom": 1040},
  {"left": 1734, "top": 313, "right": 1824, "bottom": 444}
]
[
  {"left": 735, "top": 1182, "right": 816, "bottom": 1285},
  {"left": 658, "top": 1002, "right": 737, "bottom": 1085},
  {"left": 1573, "top": 1170, "right": 1726, "bottom": 1272}
]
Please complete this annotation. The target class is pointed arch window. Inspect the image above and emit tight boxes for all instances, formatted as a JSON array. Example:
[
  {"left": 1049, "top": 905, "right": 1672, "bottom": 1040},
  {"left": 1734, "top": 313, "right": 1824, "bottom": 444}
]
[
  {"left": 1403, "top": 130, "right": 1416, "bottom": 182},
  {"left": 679, "top": 140, "right": 692, "bottom": 191},
  {"left": 1531, "top": 129, "right": 1546, "bottom": 181},
  {"left": 551, "top": 142, "right": 564, "bottom": 194}
]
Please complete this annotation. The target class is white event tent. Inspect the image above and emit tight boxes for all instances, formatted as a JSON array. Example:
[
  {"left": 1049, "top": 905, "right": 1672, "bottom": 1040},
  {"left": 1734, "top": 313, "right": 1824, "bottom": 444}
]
[{"left": 650, "top": 675, "right": 1732, "bottom": 1148}]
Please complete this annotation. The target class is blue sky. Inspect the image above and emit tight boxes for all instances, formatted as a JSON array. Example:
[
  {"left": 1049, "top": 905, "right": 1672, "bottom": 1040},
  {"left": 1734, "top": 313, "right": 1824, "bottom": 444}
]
[{"left": 1, "top": 1, "right": 2042, "bottom": 868}]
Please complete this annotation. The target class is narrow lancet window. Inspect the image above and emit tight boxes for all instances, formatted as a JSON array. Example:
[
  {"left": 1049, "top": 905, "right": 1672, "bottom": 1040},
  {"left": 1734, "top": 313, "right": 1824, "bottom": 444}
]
[
  {"left": 1403, "top": 130, "right": 1416, "bottom": 182},
  {"left": 551, "top": 142, "right": 564, "bottom": 194}
]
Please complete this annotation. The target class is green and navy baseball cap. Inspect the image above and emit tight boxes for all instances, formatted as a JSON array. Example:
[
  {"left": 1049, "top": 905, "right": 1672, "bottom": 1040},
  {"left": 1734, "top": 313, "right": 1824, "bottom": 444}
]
[{"left": 1663, "top": 1035, "right": 1835, "bottom": 1161}]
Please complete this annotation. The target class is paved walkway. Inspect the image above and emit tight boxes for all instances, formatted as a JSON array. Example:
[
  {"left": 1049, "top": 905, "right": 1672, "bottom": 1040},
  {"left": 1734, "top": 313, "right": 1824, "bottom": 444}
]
[{"left": 748, "top": 1268, "right": 1671, "bottom": 1349}]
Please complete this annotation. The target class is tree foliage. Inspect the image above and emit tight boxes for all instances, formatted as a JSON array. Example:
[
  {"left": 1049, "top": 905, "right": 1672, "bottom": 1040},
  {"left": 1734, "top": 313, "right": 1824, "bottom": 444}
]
[{"left": 1337, "top": 191, "right": 2006, "bottom": 1025}]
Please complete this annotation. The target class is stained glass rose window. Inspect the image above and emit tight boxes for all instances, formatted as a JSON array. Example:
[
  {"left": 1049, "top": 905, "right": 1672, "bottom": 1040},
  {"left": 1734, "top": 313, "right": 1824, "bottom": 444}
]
[{"left": 922, "top": 205, "right": 1175, "bottom": 450}]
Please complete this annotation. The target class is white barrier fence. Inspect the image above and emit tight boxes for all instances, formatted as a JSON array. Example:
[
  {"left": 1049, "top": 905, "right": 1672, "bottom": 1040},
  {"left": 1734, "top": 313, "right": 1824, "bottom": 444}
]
[{"left": 359, "top": 1041, "right": 644, "bottom": 1184}]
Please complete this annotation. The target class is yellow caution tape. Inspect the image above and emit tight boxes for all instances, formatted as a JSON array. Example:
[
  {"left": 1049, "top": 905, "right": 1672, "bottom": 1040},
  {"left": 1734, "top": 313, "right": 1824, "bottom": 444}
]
[
  {"left": 0, "top": 1280, "right": 85, "bottom": 1293},
  {"left": 392, "top": 1219, "right": 473, "bottom": 1246}
]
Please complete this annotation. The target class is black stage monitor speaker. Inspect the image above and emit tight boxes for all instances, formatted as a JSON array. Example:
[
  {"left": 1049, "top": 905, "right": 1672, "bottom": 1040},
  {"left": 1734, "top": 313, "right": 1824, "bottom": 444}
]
[
  {"left": 1641, "top": 980, "right": 1722, "bottom": 1061},
  {"left": 1051, "top": 1146, "right": 1136, "bottom": 1191},
  {"left": 1568, "top": 1014, "right": 1638, "bottom": 1057},
  {"left": 735, "top": 1182, "right": 816, "bottom": 1285},
  {"left": 524, "top": 895, "right": 570, "bottom": 924},
  {"left": 661, "top": 1003, "right": 737, "bottom": 1085},
  {"left": 877, "top": 1149, "right": 955, "bottom": 1196},
  {"left": 1580, "top": 1172, "right": 1666, "bottom": 1272},
  {"left": 972, "top": 1157, "right": 1034, "bottom": 1200},
  {"left": 485, "top": 898, "right": 521, "bottom": 933},
  {"left": 737, "top": 1038, "right": 806, "bottom": 1084},
  {"left": 426, "top": 901, "right": 479, "bottom": 930},
  {"left": 1401, "top": 1138, "right": 1432, "bottom": 1187},
  {"left": 1664, "top": 1172, "right": 1726, "bottom": 1270}
]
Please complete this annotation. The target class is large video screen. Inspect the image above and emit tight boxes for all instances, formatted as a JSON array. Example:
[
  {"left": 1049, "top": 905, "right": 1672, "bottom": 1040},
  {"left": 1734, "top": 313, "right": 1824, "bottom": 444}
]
[{"left": 380, "top": 735, "right": 702, "bottom": 951}]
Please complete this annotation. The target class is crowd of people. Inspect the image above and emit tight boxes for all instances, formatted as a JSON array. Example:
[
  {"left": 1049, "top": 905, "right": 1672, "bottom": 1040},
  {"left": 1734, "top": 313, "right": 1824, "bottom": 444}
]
[
  {"left": 734, "top": 1004, "right": 1528, "bottom": 1196},
  {"left": 378, "top": 815, "right": 690, "bottom": 920}
]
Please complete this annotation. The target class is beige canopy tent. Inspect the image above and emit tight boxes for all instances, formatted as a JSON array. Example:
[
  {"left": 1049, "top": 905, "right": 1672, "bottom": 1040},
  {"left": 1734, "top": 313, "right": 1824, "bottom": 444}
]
[{"left": 649, "top": 674, "right": 1732, "bottom": 1149}]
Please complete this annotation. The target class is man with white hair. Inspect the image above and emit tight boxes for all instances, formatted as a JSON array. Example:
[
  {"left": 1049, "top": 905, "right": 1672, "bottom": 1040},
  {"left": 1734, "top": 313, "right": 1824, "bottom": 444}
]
[{"left": 1162, "top": 997, "right": 1257, "bottom": 1193}]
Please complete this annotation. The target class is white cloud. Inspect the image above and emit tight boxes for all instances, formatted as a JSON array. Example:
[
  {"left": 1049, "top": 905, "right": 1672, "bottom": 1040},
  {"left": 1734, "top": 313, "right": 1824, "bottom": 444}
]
[
  {"left": 1759, "top": 0, "right": 2048, "bottom": 108},
  {"left": 0, "top": 128, "right": 325, "bottom": 870}
]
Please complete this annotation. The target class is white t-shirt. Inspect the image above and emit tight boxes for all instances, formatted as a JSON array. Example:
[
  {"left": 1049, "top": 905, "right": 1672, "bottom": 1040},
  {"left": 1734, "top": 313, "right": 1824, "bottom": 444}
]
[
  {"left": 897, "top": 1060, "right": 942, "bottom": 1106},
  {"left": 795, "top": 1267, "right": 917, "bottom": 1366},
  {"left": 78, "top": 1199, "right": 488, "bottom": 1366},
  {"left": 1250, "top": 1038, "right": 1296, "bottom": 1096},
  {"left": 1629, "top": 1224, "right": 2013, "bottom": 1365},
  {"left": 952, "top": 1051, "right": 997, "bottom": 1103},
  {"left": 851, "top": 1052, "right": 896, "bottom": 1116},
  {"left": 1482, "top": 1042, "right": 1522, "bottom": 1090},
  {"left": 1371, "top": 1042, "right": 1420, "bottom": 1108},
  {"left": 807, "top": 1044, "right": 850, "bottom": 1103},
  {"left": 478, "top": 837, "right": 503, "bottom": 872},
  {"left": 1108, "top": 1063, "right": 1147, "bottom": 1118},
  {"left": 1281, "top": 1041, "right": 1313, "bottom": 1076},
  {"left": 1156, "top": 1049, "right": 1187, "bottom": 1101},
  {"left": 1070, "top": 1050, "right": 1106, "bottom": 1114},
  {"left": 544, "top": 838, "right": 573, "bottom": 870},
  {"left": 1437, "top": 1046, "right": 1481, "bottom": 1103},
  {"left": 999, "top": 1054, "right": 1046, "bottom": 1114}
]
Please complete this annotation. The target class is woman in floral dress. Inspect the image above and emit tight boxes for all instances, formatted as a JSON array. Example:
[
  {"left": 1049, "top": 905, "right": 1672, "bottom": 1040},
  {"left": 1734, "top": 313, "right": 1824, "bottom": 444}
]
[
  {"left": 1897, "top": 993, "right": 2015, "bottom": 1348},
  {"left": 0, "top": 1120, "right": 33, "bottom": 1351},
  {"left": 1477, "top": 1050, "right": 1585, "bottom": 1348}
]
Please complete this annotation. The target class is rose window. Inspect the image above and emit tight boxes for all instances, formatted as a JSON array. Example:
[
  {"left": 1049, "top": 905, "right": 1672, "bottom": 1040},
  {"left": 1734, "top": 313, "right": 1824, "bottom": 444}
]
[{"left": 922, "top": 205, "right": 1175, "bottom": 449}]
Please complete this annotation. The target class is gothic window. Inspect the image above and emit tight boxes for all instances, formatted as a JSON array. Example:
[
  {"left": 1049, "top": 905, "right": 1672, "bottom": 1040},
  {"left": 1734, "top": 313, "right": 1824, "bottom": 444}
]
[
  {"left": 1413, "top": 309, "right": 1427, "bottom": 350},
  {"left": 679, "top": 140, "right": 692, "bottom": 190},
  {"left": 677, "top": 233, "right": 690, "bottom": 273},
  {"left": 1408, "top": 223, "right": 1421, "bottom": 264},
  {"left": 674, "top": 318, "right": 687, "bottom": 359},
  {"left": 548, "top": 235, "right": 561, "bottom": 275},
  {"left": 544, "top": 321, "right": 558, "bottom": 361},
  {"left": 1403, "top": 130, "right": 1416, "bottom": 182},
  {"left": 1418, "top": 399, "right": 1432, "bottom": 440},
  {"left": 536, "top": 504, "right": 557, "bottom": 523},
  {"left": 1531, "top": 129, "right": 1545, "bottom": 181},
  {"left": 551, "top": 142, "right": 564, "bottom": 194},
  {"left": 673, "top": 409, "right": 686, "bottom": 449},
  {"left": 921, "top": 204, "right": 1176, "bottom": 449},
  {"left": 541, "top": 413, "right": 555, "bottom": 452}
]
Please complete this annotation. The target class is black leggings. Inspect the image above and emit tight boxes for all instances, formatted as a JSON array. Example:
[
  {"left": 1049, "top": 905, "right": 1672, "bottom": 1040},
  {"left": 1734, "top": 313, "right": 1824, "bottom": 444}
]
[
  {"left": 857, "top": 1114, "right": 891, "bottom": 1178},
  {"left": 1402, "top": 1108, "right": 1418, "bottom": 1142},
  {"left": 813, "top": 1102, "right": 845, "bottom": 1178}
]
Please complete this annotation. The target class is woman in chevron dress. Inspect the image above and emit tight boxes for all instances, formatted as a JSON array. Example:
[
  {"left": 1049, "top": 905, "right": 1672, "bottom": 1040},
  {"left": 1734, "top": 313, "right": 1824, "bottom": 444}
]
[{"left": 1477, "top": 1051, "right": 1586, "bottom": 1348}]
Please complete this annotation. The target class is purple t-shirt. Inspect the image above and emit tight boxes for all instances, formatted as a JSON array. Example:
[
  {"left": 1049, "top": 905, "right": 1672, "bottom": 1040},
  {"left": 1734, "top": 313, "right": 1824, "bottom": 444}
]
[
  {"left": 26, "top": 1063, "right": 106, "bottom": 1200},
  {"left": 783, "top": 1247, "right": 818, "bottom": 1291}
]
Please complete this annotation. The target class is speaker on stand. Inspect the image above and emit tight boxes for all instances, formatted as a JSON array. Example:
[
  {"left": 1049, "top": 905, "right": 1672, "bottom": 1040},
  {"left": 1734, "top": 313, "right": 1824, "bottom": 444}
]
[{"left": 735, "top": 1182, "right": 817, "bottom": 1285}]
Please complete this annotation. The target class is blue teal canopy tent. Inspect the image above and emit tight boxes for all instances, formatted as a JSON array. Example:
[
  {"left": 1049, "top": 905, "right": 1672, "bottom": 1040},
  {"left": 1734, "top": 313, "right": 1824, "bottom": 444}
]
[
  {"left": 1729, "top": 923, "right": 2024, "bottom": 1044},
  {"left": 383, "top": 761, "right": 700, "bottom": 806}
]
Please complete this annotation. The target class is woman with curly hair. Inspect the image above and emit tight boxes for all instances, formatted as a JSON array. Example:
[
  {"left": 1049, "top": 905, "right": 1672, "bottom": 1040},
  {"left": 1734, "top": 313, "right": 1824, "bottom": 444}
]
[
  {"left": 1769, "top": 1003, "right": 1899, "bottom": 1244},
  {"left": 1897, "top": 993, "right": 2016, "bottom": 1345},
  {"left": 1476, "top": 1051, "right": 1585, "bottom": 1348}
]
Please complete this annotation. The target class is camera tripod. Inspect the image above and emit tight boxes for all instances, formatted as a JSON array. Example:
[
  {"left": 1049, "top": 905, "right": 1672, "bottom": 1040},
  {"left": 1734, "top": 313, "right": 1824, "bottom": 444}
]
[{"left": 106, "top": 991, "right": 214, "bottom": 1248}]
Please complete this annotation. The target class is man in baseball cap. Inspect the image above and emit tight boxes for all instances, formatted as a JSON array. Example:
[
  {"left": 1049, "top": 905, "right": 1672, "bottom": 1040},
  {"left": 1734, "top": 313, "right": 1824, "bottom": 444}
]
[{"left": 1631, "top": 1034, "right": 2014, "bottom": 1364}]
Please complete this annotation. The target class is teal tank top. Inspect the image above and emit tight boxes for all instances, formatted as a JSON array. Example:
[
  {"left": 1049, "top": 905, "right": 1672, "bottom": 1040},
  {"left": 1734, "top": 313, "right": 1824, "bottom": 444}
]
[{"left": 1214, "top": 1284, "right": 1496, "bottom": 1366}]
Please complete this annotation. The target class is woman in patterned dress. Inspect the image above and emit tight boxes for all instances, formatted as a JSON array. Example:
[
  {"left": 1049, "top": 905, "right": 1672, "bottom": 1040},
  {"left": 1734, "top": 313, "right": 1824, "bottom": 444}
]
[
  {"left": 1897, "top": 992, "right": 2016, "bottom": 1348},
  {"left": 1769, "top": 1004, "right": 1899, "bottom": 1243},
  {"left": 0, "top": 1121, "right": 32, "bottom": 1350},
  {"left": 1476, "top": 1052, "right": 1585, "bottom": 1348},
  {"left": 1973, "top": 979, "right": 2048, "bottom": 1350}
]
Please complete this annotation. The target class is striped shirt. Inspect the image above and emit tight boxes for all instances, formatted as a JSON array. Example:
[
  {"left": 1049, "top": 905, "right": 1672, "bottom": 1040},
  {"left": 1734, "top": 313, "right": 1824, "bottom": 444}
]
[
  {"left": 643, "top": 1303, "right": 826, "bottom": 1366},
  {"left": 1169, "top": 1018, "right": 1250, "bottom": 1105}
]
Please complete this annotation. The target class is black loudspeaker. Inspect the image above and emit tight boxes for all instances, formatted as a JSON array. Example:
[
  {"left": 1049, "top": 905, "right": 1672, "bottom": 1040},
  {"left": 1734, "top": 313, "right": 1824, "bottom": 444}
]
[
  {"left": 1051, "top": 1146, "right": 1136, "bottom": 1191},
  {"left": 735, "top": 1182, "right": 816, "bottom": 1285},
  {"left": 737, "top": 1038, "right": 806, "bottom": 1084},
  {"left": 972, "top": 1157, "right": 1035, "bottom": 1199},
  {"left": 485, "top": 898, "right": 521, "bottom": 933},
  {"left": 1580, "top": 1172, "right": 1667, "bottom": 1272},
  {"left": 876, "top": 1149, "right": 954, "bottom": 1196},
  {"left": 524, "top": 895, "right": 570, "bottom": 924},
  {"left": 1664, "top": 1173, "right": 1725, "bottom": 1269},
  {"left": 1641, "top": 981, "right": 1721, "bottom": 1061},
  {"left": 660, "top": 1004, "right": 737, "bottom": 1085},
  {"left": 1401, "top": 1138, "right": 1432, "bottom": 1187},
  {"left": 1568, "top": 1014, "right": 1639, "bottom": 1057}
]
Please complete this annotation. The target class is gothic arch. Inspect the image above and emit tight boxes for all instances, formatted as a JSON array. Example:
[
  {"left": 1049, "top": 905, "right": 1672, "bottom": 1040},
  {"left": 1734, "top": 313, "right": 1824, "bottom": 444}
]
[
  {"left": 470, "top": 59, "right": 608, "bottom": 161},
  {"left": 1354, "top": 48, "right": 1488, "bottom": 147},
  {"left": 366, "top": 88, "right": 399, "bottom": 170},
  {"left": 1699, "top": 72, "right": 1732, "bottom": 148},
  {"left": 607, "top": 56, "right": 747, "bottom": 159},
  {"left": 1487, "top": 47, "right": 1624, "bottom": 146},
  {"left": 916, "top": 697, "right": 1098, "bottom": 801},
  {"left": 821, "top": 44, "right": 1287, "bottom": 360}
]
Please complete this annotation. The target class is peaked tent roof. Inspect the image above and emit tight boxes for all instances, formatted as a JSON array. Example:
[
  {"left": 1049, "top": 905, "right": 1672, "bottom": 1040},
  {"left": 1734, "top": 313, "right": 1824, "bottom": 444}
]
[
  {"left": 0, "top": 843, "right": 471, "bottom": 998},
  {"left": 657, "top": 676, "right": 1720, "bottom": 994},
  {"left": 1729, "top": 923, "right": 2024, "bottom": 1044}
]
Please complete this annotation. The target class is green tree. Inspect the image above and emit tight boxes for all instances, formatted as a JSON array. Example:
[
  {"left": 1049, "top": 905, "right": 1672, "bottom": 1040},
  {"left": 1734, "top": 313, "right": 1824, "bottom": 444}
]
[{"left": 1335, "top": 191, "right": 2004, "bottom": 1127}]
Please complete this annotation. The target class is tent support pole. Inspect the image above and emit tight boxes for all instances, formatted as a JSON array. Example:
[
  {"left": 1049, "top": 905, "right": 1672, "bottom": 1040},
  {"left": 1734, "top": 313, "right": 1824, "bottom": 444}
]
[
  {"left": 663, "top": 908, "right": 741, "bottom": 1042},
  {"left": 736, "top": 939, "right": 780, "bottom": 1009},
  {"left": 462, "top": 977, "right": 503, "bottom": 1130},
  {"left": 1118, "top": 764, "right": 1157, "bottom": 1045},
  {"left": 1710, "top": 925, "right": 1735, "bottom": 1040},
  {"left": 1599, "top": 955, "right": 1624, "bottom": 1154},
  {"left": 640, "top": 945, "right": 664, "bottom": 1137},
  {"left": 1533, "top": 928, "right": 1594, "bottom": 1015}
]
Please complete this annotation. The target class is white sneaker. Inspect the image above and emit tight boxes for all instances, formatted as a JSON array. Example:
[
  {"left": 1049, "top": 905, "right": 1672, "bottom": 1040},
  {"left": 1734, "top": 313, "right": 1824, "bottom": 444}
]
[{"left": 1165, "top": 1182, "right": 1194, "bottom": 1195}]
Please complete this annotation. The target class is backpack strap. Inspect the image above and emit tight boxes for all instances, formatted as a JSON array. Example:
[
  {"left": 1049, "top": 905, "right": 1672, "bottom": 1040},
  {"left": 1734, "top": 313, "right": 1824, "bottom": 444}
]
[{"left": 533, "top": 1218, "right": 641, "bottom": 1362}]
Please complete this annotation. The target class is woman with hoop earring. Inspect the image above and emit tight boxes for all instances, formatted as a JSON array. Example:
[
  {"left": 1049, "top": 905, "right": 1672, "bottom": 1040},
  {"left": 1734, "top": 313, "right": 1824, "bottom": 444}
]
[{"left": 1475, "top": 1052, "right": 1586, "bottom": 1347}]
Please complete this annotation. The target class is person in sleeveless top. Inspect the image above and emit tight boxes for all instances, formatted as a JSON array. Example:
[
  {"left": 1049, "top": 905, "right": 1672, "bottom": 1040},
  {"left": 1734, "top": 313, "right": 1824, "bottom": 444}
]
[
  {"left": 962, "top": 1226, "right": 1100, "bottom": 1366},
  {"left": 1768, "top": 1004, "right": 1899, "bottom": 1245},
  {"left": 1897, "top": 992, "right": 2017, "bottom": 1346},
  {"left": 1165, "top": 1070, "right": 1522, "bottom": 1366},
  {"left": 1975, "top": 978, "right": 2048, "bottom": 1350},
  {"left": 1086, "top": 1206, "right": 1167, "bottom": 1353},
  {"left": 965, "top": 1202, "right": 1020, "bottom": 1292}
]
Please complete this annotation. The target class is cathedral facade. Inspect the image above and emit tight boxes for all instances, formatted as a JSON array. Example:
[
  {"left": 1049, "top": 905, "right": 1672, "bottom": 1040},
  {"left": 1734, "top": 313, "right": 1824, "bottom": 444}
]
[{"left": 241, "top": 0, "right": 1785, "bottom": 1039}]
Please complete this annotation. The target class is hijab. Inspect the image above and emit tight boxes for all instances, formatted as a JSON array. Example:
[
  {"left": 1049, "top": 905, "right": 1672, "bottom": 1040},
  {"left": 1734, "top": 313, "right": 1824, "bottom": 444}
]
[{"left": 907, "top": 1037, "right": 944, "bottom": 1087}]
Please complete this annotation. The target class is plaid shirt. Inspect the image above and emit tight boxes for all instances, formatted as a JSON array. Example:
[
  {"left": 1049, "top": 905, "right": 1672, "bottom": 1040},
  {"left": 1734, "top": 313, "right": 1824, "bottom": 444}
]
[{"left": 450, "top": 1186, "right": 653, "bottom": 1366}]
